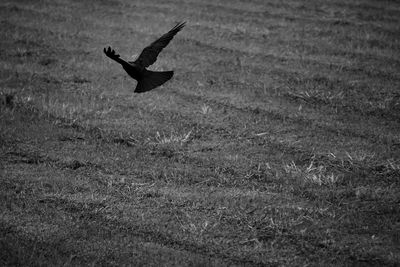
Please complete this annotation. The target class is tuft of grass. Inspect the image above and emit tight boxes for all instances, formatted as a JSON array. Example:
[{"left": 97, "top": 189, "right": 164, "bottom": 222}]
[
  {"left": 283, "top": 160, "right": 340, "bottom": 186},
  {"left": 149, "top": 130, "right": 192, "bottom": 145},
  {"left": 344, "top": 150, "right": 376, "bottom": 164},
  {"left": 200, "top": 103, "right": 212, "bottom": 114},
  {"left": 385, "top": 159, "right": 400, "bottom": 171},
  {"left": 285, "top": 89, "right": 345, "bottom": 105}
]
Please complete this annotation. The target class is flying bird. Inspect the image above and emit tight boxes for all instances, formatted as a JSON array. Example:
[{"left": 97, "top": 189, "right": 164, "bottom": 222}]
[{"left": 104, "top": 22, "right": 186, "bottom": 93}]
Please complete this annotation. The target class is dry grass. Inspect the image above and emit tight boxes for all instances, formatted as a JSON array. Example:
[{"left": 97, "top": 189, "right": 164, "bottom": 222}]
[{"left": 1, "top": 0, "right": 400, "bottom": 265}]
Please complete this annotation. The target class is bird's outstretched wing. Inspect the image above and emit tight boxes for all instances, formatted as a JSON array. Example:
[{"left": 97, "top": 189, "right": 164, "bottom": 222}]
[
  {"left": 134, "top": 22, "right": 185, "bottom": 68},
  {"left": 104, "top": 46, "right": 120, "bottom": 61},
  {"left": 104, "top": 46, "right": 128, "bottom": 66}
]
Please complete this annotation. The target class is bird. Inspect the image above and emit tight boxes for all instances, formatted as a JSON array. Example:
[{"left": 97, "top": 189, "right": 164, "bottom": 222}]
[{"left": 104, "top": 22, "right": 186, "bottom": 93}]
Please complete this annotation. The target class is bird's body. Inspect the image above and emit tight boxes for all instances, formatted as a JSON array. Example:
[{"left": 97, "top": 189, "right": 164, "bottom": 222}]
[
  {"left": 104, "top": 22, "right": 185, "bottom": 93},
  {"left": 122, "top": 61, "right": 143, "bottom": 80}
]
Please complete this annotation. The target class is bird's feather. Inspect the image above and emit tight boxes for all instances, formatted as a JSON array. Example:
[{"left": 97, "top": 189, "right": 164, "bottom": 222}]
[{"left": 134, "top": 22, "right": 185, "bottom": 68}]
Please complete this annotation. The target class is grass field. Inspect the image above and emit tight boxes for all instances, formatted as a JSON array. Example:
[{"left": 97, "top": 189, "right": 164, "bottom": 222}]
[{"left": 1, "top": 0, "right": 400, "bottom": 265}]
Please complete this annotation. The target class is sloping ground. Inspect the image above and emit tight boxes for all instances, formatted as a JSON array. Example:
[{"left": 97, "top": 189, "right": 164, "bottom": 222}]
[{"left": 1, "top": 0, "right": 399, "bottom": 265}]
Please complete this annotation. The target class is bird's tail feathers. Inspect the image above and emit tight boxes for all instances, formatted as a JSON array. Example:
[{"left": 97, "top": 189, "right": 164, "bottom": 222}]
[{"left": 134, "top": 70, "right": 174, "bottom": 93}]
